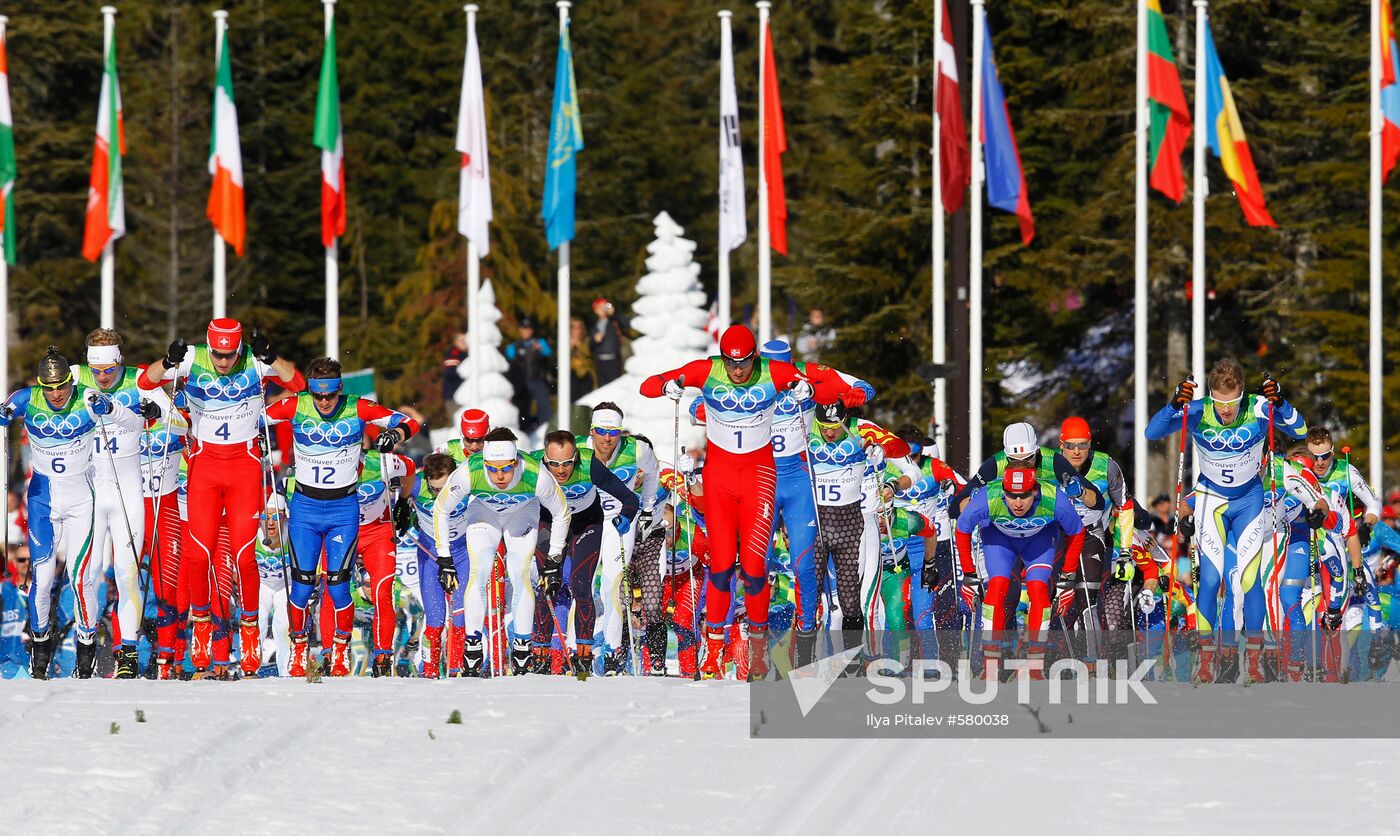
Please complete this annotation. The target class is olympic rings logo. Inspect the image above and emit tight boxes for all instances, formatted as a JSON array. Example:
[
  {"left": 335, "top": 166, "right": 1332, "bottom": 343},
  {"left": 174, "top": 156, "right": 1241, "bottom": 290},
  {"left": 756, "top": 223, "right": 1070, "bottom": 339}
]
[
  {"left": 296, "top": 418, "right": 360, "bottom": 446},
  {"left": 707, "top": 384, "right": 773, "bottom": 412},
  {"left": 994, "top": 515, "right": 1050, "bottom": 534},
  {"left": 773, "top": 391, "right": 806, "bottom": 415},
  {"left": 1199, "top": 426, "right": 1257, "bottom": 452},
  {"left": 482, "top": 494, "right": 531, "bottom": 509},
  {"left": 190, "top": 372, "right": 257, "bottom": 401},
  {"left": 562, "top": 482, "right": 592, "bottom": 500},
  {"left": 141, "top": 435, "right": 178, "bottom": 458},
  {"left": 808, "top": 440, "right": 861, "bottom": 466},
  {"left": 357, "top": 482, "right": 383, "bottom": 504},
  {"left": 29, "top": 411, "right": 88, "bottom": 438}
]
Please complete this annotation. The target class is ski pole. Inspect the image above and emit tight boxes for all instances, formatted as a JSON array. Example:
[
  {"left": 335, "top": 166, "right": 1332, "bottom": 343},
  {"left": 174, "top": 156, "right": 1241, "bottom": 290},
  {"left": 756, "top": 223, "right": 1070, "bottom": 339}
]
[
  {"left": 94, "top": 408, "right": 145, "bottom": 640},
  {"left": 258, "top": 381, "right": 298, "bottom": 660},
  {"left": 1165, "top": 375, "right": 1192, "bottom": 674},
  {"left": 682, "top": 461, "right": 703, "bottom": 681}
]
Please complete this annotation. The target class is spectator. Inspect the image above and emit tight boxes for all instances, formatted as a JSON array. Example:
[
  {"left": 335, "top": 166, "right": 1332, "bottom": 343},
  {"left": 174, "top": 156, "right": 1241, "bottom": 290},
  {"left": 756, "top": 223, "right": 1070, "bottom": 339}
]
[
  {"left": 1, "top": 545, "right": 30, "bottom": 678},
  {"left": 591, "top": 298, "right": 630, "bottom": 387},
  {"left": 569, "top": 317, "right": 598, "bottom": 397},
  {"left": 395, "top": 405, "right": 431, "bottom": 465},
  {"left": 505, "top": 317, "right": 555, "bottom": 435},
  {"left": 441, "top": 331, "right": 469, "bottom": 405},
  {"left": 794, "top": 307, "right": 836, "bottom": 361}
]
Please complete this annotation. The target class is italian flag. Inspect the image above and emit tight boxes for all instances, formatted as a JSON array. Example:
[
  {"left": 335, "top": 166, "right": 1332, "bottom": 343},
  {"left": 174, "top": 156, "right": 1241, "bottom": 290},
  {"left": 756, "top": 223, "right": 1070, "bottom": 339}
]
[
  {"left": 207, "top": 28, "right": 245, "bottom": 256},
  {"left": 1146, "top": 0, "right": 1190, "bottom": 203},
  {"left": 82, "top": 28, "right": 125, "bottom": 262},
  {"left": 313, "top": 16, "right": 345, "bottom": 249},
  {"left": 0, "top": 27, "right": 16, "bottom": 266}
]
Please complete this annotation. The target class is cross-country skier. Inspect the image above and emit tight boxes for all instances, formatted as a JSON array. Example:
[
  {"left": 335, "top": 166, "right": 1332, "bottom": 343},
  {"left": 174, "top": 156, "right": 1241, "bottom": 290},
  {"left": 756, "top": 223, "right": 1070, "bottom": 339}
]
[
  {"left": 262, "top": 358, "right": 418, "bottom": 677},
  {"left": 530, "top": 429, "right": 638, "bottom": 677},
  {"left": 356, "top": 433, "right": 415, "bottom": 677},
  {"left": 139, "top": 319, "right": 306, "bottom": 674},
  {"left": 433, "top": 427, "right": 570, "bottom": 676},
  {"left": 951, "top": 421, "right": 1101, "bottom": 514},
  {"left": 1304, "top": 427, "right": 1382, "bottom": 542},
  {"left": 443, "top": 407, "right": 490, "bottom": 464},
  {"left": 1055, "top": 416, "right": 1127, "bottom": 634},
  {"left": 1, "top": 347, "right": 139, "bottom": 678},
  {"left": 1146, "top": 358, "right": 1306, "bottom": 682},
  {"left": 639, "top": 324, "right": 850, "bottom": 679},
  {"left": 408, "top": 453, "right": 469, "bottom": 678},
  {"left": 139, "top": 377, "right": 188, "bottom": 679},
  {"left": 254, "top": 494, "right": 291, "bottom": 676}
]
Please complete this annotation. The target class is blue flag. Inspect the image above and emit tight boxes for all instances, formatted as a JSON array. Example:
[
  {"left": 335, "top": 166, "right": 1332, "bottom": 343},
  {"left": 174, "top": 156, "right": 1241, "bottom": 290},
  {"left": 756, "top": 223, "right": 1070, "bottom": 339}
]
[
  {"left": 979, "top": 18, "right": 1033, "bottom": 246},
  {"left": 543, "top": 22, "right": 584, "bottom": 251}
]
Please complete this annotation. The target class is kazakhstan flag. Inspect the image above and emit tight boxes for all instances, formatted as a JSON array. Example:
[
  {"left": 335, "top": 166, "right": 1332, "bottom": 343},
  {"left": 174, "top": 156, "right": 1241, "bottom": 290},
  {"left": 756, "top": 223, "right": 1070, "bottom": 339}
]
[{"left": 543, "top": 22, "right": 584, "bottom": 251}]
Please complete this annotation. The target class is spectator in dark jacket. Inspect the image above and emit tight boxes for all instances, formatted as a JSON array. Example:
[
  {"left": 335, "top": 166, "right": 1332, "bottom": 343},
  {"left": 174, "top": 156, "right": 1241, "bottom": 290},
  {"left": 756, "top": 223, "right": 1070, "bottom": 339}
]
[
  {"left": 591, "top": 298, "right": 629, "bottom": 387},
  {"left": 506, "top": 318, "right": 554, "bottom": 434}
]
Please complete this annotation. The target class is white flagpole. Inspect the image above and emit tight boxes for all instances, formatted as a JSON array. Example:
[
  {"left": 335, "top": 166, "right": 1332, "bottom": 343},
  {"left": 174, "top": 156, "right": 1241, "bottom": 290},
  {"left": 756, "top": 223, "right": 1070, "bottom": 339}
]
[
  {"left": 717, "top": 9, "right": 734, "bottom": 332},
  {"left": 556, "top": 0, "right": 572, "bottom": 432},
  {"left": 465, "top": 4, "right": 481, "bottom": 406},
  {"left": 1372, "top": 0, "right": 1385, "bottom": 491},
  {"left": 968, "top": 0, "right": 984, "bottom": 472},
  {"left": 323, "top": 0, "right": 338, "bottom": 360},
  {"left": 931, "top": 0, "right": 947, "bottom": 457},
  {"left": 756, "top": 0, "right": 771, "bottom": 344},
  {"left": 100, "top": 5, "right": 116, "bottom": 329},
  {"left": 1191, "top": 1, "right": 1207, "bottom": 391},
  {"left": 212, "top": 9, "right": 228, "bottom": 320},
  {"left": 0, "top": 15, "right": 8, "bottom": 398},
  {"left": 1134, "top": 0, "right": 1149, "bottom": 500}
]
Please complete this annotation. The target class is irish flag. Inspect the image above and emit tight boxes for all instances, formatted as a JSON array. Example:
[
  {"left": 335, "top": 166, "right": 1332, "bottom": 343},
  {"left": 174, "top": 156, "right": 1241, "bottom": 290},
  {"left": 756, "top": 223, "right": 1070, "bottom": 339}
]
[
  {"left": 1146, "top": 0, "right": 1190, "bottom": 203},
  {"left": 207, "top": 28, "right": 245, "bottom": 255},
  {"left": 0, "top": 26, "right": 16, "bottom": 265},
  {"left": 81, "top": 26, "right": 125, "bottom": 263},
  {"left": 313, "top": 15, "right": 346, "bottom": 249}
]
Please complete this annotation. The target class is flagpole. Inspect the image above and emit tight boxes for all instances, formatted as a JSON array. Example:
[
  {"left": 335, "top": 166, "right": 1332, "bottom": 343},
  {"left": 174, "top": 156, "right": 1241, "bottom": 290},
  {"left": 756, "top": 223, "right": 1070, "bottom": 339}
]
[
  {"left": 717, "top": 9, "right": 734, "bottom": 333},
  {"left": 556, "top": 0, "right": 572, "bottom": 432},
  {"left": 1133, "top": 0, "right": 1149, "bottom": 500},
  {"left": 931, "top": 0, "right": 947, "bottom": 457},
  {"left": 323, "top": 0, "right": 338, "bottom": 360},
  {"left": 756, "top": 0, "right": 771, "bottom": 345},
  {"left": 968, "top": 0, "right": 984, "bottom": 472},
  {"left": 212, "top": 9, "right": 228, "bottom": 319},
  {"left": 100, "top": 5, "right": 116, "bottom": 329},
  {"left": 1372, "top": 0, "right": 1385, "bottom": 492},
  {"left": 1191, "top": 1, "right": 1207, "bottom": 391},
  {"left": 465, "top": 4, "right": 481, "bottom": 406},
  {"left": 0, "top": 14, "right": 8, "bottom": 398}
]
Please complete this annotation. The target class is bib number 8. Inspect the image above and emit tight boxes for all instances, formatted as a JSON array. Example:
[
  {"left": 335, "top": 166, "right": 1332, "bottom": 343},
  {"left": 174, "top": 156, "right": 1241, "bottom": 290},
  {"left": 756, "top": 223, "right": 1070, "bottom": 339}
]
[{"left": 772, "top": 433, "right": 785, "bottom": 454}]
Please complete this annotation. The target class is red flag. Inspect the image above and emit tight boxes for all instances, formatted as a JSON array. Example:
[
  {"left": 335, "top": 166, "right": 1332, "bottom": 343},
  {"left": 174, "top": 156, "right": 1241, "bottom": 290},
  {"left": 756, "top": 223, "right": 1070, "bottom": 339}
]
[
  {"left": 761, "top": 22, "right": 787, "bottom": 256},
  {"left": 937, "top": 0, "right": 969, "bottom": 214}
]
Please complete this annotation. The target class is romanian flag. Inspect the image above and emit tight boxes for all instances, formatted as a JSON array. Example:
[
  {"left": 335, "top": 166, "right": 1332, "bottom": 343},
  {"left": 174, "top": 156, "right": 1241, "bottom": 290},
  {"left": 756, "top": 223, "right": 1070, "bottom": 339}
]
[
  {"left": 1146, "top": 0, "right": 1190, "bottom": 203},
  {"left": 1382, "top": 0, "right": 1400, "bottom": 181},
  {"left": 1202, "top": 24, "right": 1275, "bottom": 227}
]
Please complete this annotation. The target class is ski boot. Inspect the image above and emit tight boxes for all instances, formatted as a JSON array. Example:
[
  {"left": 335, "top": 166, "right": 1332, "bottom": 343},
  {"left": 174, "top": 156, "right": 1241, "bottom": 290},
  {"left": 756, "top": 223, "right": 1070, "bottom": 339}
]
[
  {"left": 1215, "top": 644, "right": 1239, "bottom": 684},
  {"left": 1192, "top": 640, "right": 1217, "bottom": 685},
  {"left": 530, "top": 646, "right": 552, "bottom": 675},
  {"left": 371, "top": 652, "right": 393, "bottom": 678},
  {"left": 510, "top": 638, "right": 532, "bottom": 675},
  {"left": 238, "top": 615, "right": 262, "bottom": 677},
  {"left": 397, "top": 640, "right": 418, "bottom": 678},
  {"left": 329, "top": 635, "right": 351, "bottom": 677},
  {"left": 747, "top": 627, "right": 770, "bottom": 682},
  {"left": 156, "top": 651, "right": 177, "bottom": 681},
  {"left": 603, "top": 647, "right": 627, "bottom": 677},
  {"left": 423, "top": 627, "right": 444, "bottom": 679},
  {"left": 1025, "top": 646, "right": 1047, "bottom": 681},
  {"left": 979, "top": 645, "right": 1003, "bottom": 682},
  {"left": 644, "top": 622, "right": 668, "bottom": 676},
  {"left": 75, "top": 634, "right": 97, "bottom": 679},
  {"left": 699, "top": 627, "right": 727, "bottom": 680},
  {"left": 447, "top": 625, "right": 467, "bottom": 677},
  {"left": 794, "top": 626, "right": 818, "bottom": 669},
  {"left": 288, "top": 636, "right": 310, "bottom": 678},
  {"left": 190, "top": 612, "right": 214, "bottom": 672},
  {"left": 115, "top": 645, "right": 139, "bottom": 679},
  {"left": 463, "top": 637, "right": 485, "bottom": 678},
  {"left": 571, "top": 646, "right": 594, "bottom": 680},
  {"left": 29, "top": 632, "right": 53, "bottom": 680},
  {"left": 1242, "top": 637, "right": 1267, "bottom": 685}
]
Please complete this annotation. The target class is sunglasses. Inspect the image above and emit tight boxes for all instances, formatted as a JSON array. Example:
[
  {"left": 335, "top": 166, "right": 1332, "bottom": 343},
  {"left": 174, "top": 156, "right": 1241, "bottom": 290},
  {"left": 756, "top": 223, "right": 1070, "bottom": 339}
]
[
  {"left": 1315, "top": 449, "right": 1334, "bottom": 460},
  {"left": 722, "top": 355, "right": 754, "bottom": 367},
  {"left": 1213, "top": 394, "right": 1244, "bottom": 407},
  {"left": 814, "top": 420, "right": 844, "bottom": 430},
  {"left": 484, "top": 461, "right": 517, "bottom": 475},
  {"left": 592, "top": 427, "right": 622, "bottom": 438},
  {"left": 39, "top": 378, "right": 71, "bottom": 391},
  {"left": 310, "top": 390, "right": 341, "bottom": 401},
  {"left": 1005, "top": 490, "right": 1035, "bottom": 501},
  {"left": 89, "top": 364, "right": 120, "bottom": 375},
  {"left": 542, "top": 458, "right": 575, "bottom": 468},
  {"left": 1061, "top": 441, "right": 1091, "bottom": 451},
  {"left": 462, "top": 436, "right": 485, "bottom": 445},
  {"left": 210, "top": 349, "right": 239, "bottom": 362}
]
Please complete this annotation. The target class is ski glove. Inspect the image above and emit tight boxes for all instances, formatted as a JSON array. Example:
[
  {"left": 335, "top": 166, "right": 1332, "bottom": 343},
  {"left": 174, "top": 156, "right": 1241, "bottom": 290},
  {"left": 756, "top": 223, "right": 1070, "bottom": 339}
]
[
  {"left": 1352, "top": 568, "right": 1371, "bottom": 602},
  {"left": 1321, "top": 607, "right": 1343, "bottom": 630},
  {"left": 865, "top": 443, "right": 886, "bottom": 470},
  {"left": 1055, "top": 573, "right": 1079, "bottom": 617},
  {"left": 437, "top": 556, "right": 459, "bottom": 595},
  {"left": 376, "top": 428, "right": 402, "bottom": 453},
  {"left": 1177, "top": 515, "right": 1196, "bottom": 540},
  {"left": 676, "top": 452, "right": 696, "bottom": 475},
  {"left": 89, "top": 394, "right": 114, "bottom": 416},
  {"left": 662, "top": 379, "right": 686, "bottom": 401},
  {"left": 613, "top": 514, "right": 632, "bottom": 535},
  {"left": 634, "top": 510, "right": 658, "bottom": 539},
  {"left": 1306, "top": 506, "right": 1329, "bottom": 530},
  {"left": 921, "top": 559, "right": 940, "bottom": 592},
  {"left": 1059, "top": 472, "right": 1084, "bottom": 500},
  {"left": 1171, "top": 378, "right": 1197, "bottom": 410},
  {"left": 1259, "top": 376, "right": 1284, "bottom": 407},
  {"left": 1135, "top": 588, "right": 1158, "bottom": 614},
  {"left": 250, "top": 332, "right": 276, "bottom": 365},
  {"left": 1359, "top": 520, "right": 1374, "bottom": 548},
  {"left": 788, "top": 379, "right": 814, "bottom": 403},
  {"left": 958, "top": 573, "right": 982, "bottom": 614},
  {"left": 163, "top": 337, "right": 187, "bottom": 370},
  {"left": 139, "top": 399, "right": 162, "bottom": 421},
  {"left": 840, "top": 387, "right": 867, "bottom": 409},
  {"left": 392, "top": 497, "right": 415, "bottom": 537},
  {"left": 540, "top": 553, "right": 564, "bottom": 596}
]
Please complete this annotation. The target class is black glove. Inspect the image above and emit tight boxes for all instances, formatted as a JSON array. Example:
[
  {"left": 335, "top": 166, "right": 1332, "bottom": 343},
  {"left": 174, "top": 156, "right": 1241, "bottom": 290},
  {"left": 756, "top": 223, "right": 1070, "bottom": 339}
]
[
  {"left": 1171, "top": 378, "right": 1197, "bottom": 410},
  {"left": 1359, "top": 520, "right": 1374, "bottom": 548},
  {"left": 635, "top": 510, "right": 654, "bottom": 538},
  {"left": 1305, "top": 506, "right": 1327, "bottom": 530},
  {"left": 139, "top": 399, "right": 162, "bottom": 421},
  {"left": 1055, "top": 572, "right": 1078, "bottom": 616},
  {"left": 376, "top": 428, "right": 401, "bottom": 453},
  {"left": 163, "top": 337, "right": 187, "bottom": 370},
  {"left": 1260, "top": 376, "right": 1283, "bottom": 407},
  {"left": 1321, "top": 607, "right": 1343, "bottom": 630},
  {"left": 250, "top": 332, "right": 276, "bottom": 365},
  {"left": 920, "top": 559, "right": 940, "bottom": 591},
  {"left": 540, "top": 554, "right": 564, "bottom": 597},
  {"left": 392, "top": 496, "right": 414, "bottom": 537},
  {"left": 1177, "top": 515, "right": 1196, "bottom": 540},
  {"left": 437, "top": 556, "right": 459, "bottom": 595},
  {"left": 1352, "top": 568, "right": 1371, "bottom": 602}
]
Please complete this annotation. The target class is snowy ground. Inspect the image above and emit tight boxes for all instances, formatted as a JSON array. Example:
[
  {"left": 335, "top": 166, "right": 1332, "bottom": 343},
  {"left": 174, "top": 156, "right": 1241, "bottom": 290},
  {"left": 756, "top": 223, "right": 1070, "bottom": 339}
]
[{"left": 3, "top": 676, "right": 1398, "bottom": 835}]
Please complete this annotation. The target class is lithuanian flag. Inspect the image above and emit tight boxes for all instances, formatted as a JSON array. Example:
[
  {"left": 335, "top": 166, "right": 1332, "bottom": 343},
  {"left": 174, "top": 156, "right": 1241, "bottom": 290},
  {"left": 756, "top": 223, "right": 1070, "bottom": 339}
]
[{"left": 1147, "top": 0, "right": 1190, "bottom": 203}]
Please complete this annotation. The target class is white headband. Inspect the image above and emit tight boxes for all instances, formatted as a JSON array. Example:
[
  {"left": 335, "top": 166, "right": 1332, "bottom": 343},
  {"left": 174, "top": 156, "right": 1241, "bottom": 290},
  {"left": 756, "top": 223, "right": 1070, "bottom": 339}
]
[
  {"left": 482, "top": 440, "right": 517, "bottom": 462},
  {"left": 87, "top": 345, "right": 122, "bottom": 366},
  {"left": 591, "top": 409, "right": 623, "bottom": 430}
]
